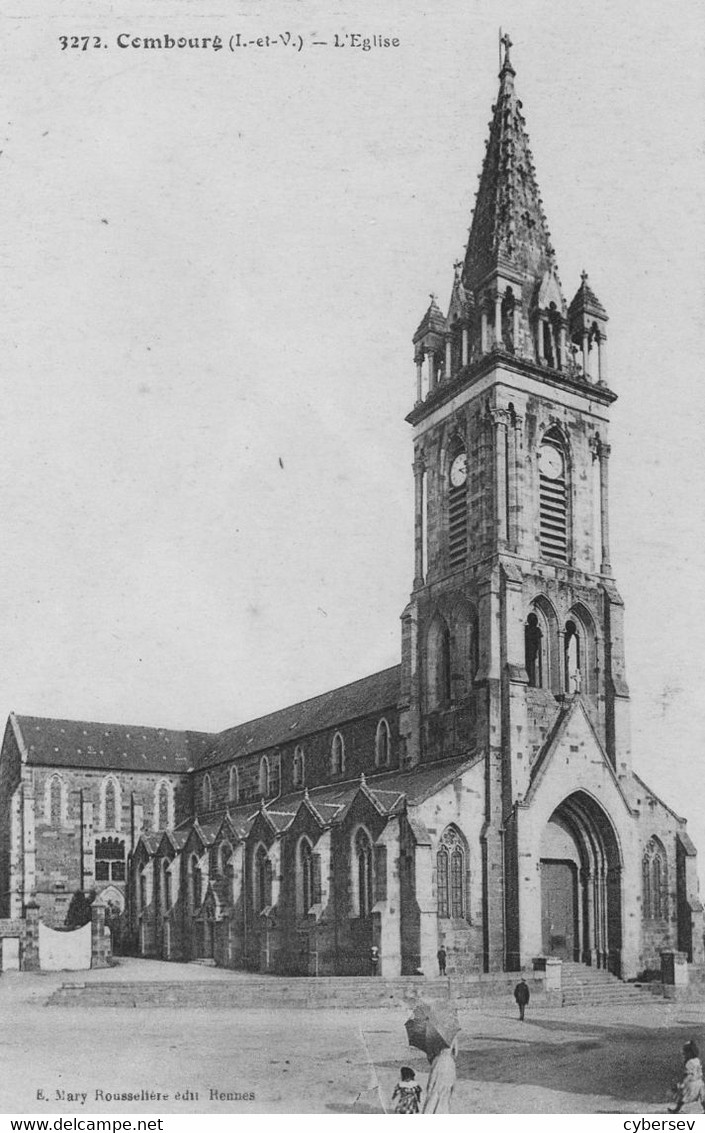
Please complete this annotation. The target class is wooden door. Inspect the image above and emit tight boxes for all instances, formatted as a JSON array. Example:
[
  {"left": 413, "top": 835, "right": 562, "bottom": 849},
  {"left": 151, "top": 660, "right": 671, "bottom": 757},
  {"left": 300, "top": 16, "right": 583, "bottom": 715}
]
[{"left": 541, "top": 859, "right": 578, "bottom": 959}]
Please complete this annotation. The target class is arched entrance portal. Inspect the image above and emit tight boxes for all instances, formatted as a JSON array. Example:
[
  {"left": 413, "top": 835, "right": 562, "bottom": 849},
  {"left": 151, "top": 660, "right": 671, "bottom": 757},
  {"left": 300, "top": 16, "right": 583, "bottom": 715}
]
[{"left": 539, "top": 791, "right": 623, "bottom": 975}]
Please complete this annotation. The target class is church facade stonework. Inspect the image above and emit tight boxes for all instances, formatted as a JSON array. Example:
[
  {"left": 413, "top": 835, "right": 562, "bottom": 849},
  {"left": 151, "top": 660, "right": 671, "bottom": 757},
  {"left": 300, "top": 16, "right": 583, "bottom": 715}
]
[{"left": 0, "top": 42, "right": 702, "bottom": 980}]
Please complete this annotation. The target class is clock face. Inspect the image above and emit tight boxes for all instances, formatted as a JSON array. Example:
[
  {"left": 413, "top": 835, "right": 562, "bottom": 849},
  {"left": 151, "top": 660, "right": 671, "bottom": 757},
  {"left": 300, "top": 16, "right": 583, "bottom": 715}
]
[
  {"left": 539, "top": 445, "right": 564, "bottom": 480},
  {"left": 449, "top": 452, "right": 468, "bottom": 488}
]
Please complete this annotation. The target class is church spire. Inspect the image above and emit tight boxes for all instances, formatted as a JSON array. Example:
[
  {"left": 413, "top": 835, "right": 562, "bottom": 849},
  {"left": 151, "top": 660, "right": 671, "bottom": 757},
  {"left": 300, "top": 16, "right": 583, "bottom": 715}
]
[{"left": 463, "top": 33, "right": 556, "bottom": 290}]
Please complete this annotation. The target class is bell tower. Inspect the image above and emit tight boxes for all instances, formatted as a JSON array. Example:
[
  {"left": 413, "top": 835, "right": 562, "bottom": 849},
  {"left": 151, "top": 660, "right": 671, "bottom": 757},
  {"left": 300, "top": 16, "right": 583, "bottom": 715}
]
[{"left": 398, "top": 36, "right": 631, "bottom": 970}]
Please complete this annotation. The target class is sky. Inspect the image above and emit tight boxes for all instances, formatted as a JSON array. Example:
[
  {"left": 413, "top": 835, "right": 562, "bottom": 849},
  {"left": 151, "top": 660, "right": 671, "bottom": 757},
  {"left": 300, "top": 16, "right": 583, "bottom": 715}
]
[{"left": 1, "top": 1, "right": 704, "bottom": 874}]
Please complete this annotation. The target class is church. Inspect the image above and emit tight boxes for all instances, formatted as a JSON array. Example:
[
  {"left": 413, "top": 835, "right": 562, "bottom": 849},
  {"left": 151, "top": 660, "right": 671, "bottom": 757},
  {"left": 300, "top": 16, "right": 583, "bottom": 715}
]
[{"left": 0, "top": 38, "right": 701, "bottom": 980}]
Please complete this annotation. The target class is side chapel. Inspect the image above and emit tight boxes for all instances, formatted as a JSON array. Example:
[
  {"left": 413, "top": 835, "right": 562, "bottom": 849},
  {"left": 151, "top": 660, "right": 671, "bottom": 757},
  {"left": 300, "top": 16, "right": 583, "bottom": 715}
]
[{"left": 0, "top": 38, "right": 701, "bottom": 979}]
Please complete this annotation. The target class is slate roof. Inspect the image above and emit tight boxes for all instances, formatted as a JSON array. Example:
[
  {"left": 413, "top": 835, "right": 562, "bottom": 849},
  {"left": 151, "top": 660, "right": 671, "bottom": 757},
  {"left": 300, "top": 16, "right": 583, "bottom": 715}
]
[
  {"left": 13, "top": 713, "right": 214, "bottom": 774},
  {"left": 192, "top": 754, "right": 474, "bottom": 839},
  {"left": 200, "top": 665, "right": 401, "bottom": 770}
]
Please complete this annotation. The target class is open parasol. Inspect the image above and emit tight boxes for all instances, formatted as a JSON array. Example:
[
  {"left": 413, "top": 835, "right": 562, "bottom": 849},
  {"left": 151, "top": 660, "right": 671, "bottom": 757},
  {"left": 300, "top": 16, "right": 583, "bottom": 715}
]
[{"left": 404, "top": 1001, "right": 461, "bottom": 1059}]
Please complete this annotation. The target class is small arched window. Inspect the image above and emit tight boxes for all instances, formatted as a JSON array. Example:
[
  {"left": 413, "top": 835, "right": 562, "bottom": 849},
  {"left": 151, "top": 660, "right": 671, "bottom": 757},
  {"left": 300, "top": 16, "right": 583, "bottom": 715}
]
[
  {"left": 229, "top": 765, "right": 240, "bottom": 804},
  {"left": 331, "top": 733, "right": 345, "bottom": 776},
  {"left": 254, "top": 844, "right": 271, "bottom": 913},
  {"left": 48, "top": 775, "right": 63, "bottom": 826},
  {"left": 258, "top": 756, "right": 270, "bottom": 798},
  {"left": 354, "top": 827, "right": 374, "bottom": 919},
  {"left": 202, "top": 773, "right": 212, "bottom": 812},
  {"left": 293, "top": 746, "right": 305, "bottom": 788},
  {"left": 375, "top": 719, "right": 391, "bottom": 767},
  {"left": 161, "top": 859, "right": 172, "bottom": 912}
]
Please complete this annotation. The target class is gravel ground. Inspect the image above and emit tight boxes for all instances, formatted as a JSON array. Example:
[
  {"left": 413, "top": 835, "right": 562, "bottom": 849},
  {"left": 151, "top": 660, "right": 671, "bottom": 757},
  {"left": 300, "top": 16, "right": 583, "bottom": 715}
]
[{"left": 1, "top": 960, "right": 704, "bottom": 1114}]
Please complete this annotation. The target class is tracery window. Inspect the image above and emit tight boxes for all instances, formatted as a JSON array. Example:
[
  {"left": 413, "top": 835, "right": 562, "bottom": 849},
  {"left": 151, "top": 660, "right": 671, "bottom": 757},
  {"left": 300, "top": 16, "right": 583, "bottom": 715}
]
[
  {"left": 375, "top": 719, "right": 391, "bottom": 768},
  {"left": 642, "top": 837, "right": 668, "bottom": 920},
  {"left": 95, "top": 837, "right": 126, "bottom": 882},
  {"left": 354, "top": 828, "right": 374, "bottom": 919},
  {"left": 436, "top": 826, "right": 468, "bottom": 920}
]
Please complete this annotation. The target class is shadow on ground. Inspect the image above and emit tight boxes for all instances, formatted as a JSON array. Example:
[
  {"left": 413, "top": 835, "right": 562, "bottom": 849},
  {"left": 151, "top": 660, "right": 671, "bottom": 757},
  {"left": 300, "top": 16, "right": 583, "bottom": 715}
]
[{"left": 376, "top": 1018, "right": 704, "bottom": 1104}]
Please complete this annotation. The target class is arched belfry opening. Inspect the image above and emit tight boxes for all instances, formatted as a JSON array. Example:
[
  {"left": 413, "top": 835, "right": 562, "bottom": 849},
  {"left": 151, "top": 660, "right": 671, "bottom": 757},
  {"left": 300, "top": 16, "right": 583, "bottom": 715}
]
[{"left": 539, "top": 791, "right": 623, "bottom": 975}]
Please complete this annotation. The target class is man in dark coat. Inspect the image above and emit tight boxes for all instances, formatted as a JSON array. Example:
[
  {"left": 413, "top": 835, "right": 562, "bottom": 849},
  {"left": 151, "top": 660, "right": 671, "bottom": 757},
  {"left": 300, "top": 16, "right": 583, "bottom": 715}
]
[
  {"left": 437, "top": 946, "right": 447, "bottom": 976},
  {"left": 514, "top": 977, "right": 530, "bottom": 1021}
]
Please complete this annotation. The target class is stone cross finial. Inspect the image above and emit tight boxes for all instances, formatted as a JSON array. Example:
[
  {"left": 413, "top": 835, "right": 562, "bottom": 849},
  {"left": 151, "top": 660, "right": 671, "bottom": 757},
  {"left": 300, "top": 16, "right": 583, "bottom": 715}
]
[
  {"left": 360, "top": 772, "right": 366, "bottom": 786},
  {"left": 429, "top": 292, "right": 438, "bottom": 305},
  {"left": 581, "top": 269, "right": 589, "bottom": 285},
  {"left": 500, "top": 32, "right": 513, "bottom": 67}
]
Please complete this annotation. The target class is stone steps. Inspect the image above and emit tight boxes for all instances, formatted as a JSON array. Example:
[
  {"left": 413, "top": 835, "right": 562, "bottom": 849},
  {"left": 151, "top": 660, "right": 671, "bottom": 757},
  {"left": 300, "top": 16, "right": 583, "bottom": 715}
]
[
  {"left": 46, "top": 976, "right": 451, "bottom": 1010},
  {"left": 560, "top": 963, "right": 649, "bottom": 1007}
]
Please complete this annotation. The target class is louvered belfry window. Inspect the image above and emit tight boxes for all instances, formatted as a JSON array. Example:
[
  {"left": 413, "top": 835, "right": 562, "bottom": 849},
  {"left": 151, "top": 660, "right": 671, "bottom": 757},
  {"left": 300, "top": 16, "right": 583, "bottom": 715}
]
[
  {"left": 448, "top": 447, "right": 468, "bottom": 569},
  {"left": 539, "top": 439, "right": 568, "bottom": 562}
]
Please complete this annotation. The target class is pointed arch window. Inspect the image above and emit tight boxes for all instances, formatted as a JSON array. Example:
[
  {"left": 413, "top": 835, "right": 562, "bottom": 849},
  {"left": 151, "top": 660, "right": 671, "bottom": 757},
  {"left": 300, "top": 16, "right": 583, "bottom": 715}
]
[
  {"left": 101, "top": 776, "right": 121, "bottom": 831},
  {"left": 219, "top": 841, "right": 233, "bottom": 877},
  {"left": 202, "top": 773, "right": 212, "bottom": 812},
  {"left": 46, "top": 774, "right": 65, "bottom": 827},
  {"left": 331, "top": 732, "right": 345, "bottom": 776},
  {"left": 300, "top": 838, "right": 314, "bottom": 915},
  {"left": 538, "top": 430, "right": 568, "bottom": 563},
  {"left": 293, "top": 746, "right": 305, "bottom": 788},
  {"left": 564, "top": 620, "right": 581, "bottom": 693},
  {"left": 254, "top": 844, "right": 272, "bottom": 913},
  {"left": 229, "top": 765, "right": 240, "bottom": 804},
  {"left": 188, "top": 853, "right": 201, "bottom": 910},
  {"left": 375, "top": 719, "right": 391, "bottom": 767},
  {"left": 162, "top": 859, "right": 172, "bottom": 912},
  {"left": 525, "top": 612, "right": 544, "bottom": 688},
  {"left": 156, "top": 780, "right": 172, "bottom": 830},
  {"left": 354, "top": 828, "right": 374, "bottom": 919},
  {"left": 427, "top": 616, "right": 451, "bottom": 711},
  {"left": 258, "top": 756, "right": 270, "bottom": 798}
]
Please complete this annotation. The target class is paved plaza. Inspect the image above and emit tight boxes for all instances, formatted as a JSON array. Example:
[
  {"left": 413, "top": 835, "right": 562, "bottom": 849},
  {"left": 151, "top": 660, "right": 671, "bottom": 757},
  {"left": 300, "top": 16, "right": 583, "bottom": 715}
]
[{"left": 1, "top": 960, "right": 704, "bottom": 1114}]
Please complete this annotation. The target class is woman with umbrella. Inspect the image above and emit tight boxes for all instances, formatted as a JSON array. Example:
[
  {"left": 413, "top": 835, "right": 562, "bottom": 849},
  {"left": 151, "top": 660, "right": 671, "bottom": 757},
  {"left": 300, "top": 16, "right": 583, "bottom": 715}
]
[{"left": 405, "top": 1002, "right": 461, "bottom": 1114}]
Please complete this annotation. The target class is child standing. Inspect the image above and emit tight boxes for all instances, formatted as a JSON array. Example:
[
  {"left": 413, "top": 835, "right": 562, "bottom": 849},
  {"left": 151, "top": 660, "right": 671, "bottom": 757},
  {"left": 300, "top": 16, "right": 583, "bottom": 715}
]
[
  {"left": 669, "top": 1041, "right": 705, "bottom": 1113},
  {"left": 392, "top": 1066, "right": 422, "bottom": 1114}
]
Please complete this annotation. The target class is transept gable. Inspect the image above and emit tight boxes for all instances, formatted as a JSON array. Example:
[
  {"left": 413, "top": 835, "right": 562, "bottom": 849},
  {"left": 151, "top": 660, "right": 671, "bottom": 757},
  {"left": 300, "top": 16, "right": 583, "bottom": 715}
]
[{"left": 525, "top": 696, "right": 631, "bottom": 815}]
